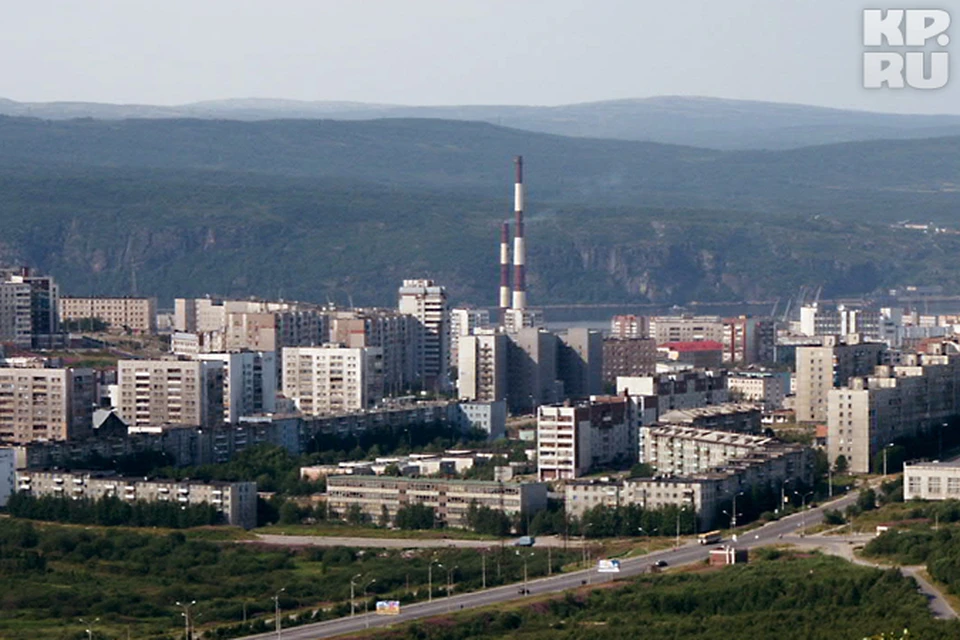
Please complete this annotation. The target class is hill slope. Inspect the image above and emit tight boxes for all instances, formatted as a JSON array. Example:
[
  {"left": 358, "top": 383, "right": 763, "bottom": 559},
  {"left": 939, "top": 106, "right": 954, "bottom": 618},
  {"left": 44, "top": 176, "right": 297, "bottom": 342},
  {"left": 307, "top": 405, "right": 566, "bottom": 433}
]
[{"left": 3, "top": 95, "right": 960, "bottom": 149}]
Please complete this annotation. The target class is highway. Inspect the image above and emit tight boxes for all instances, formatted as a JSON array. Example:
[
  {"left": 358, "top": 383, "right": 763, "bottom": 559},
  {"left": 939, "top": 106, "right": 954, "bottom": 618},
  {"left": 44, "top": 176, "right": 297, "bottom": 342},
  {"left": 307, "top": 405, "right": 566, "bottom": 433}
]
[{"left": 241, "top": 488, "right": 862, "bottom": 640}]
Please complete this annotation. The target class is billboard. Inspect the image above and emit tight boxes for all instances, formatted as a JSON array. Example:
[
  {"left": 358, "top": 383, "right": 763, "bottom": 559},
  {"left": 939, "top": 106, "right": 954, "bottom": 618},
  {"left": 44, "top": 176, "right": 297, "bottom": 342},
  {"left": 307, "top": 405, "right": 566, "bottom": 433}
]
[
  {"left": 597, "top": 559, "right": 621, "bottom": 573},
  {"left": 376, "top": 601, "right": 401, "bottom": 615}
]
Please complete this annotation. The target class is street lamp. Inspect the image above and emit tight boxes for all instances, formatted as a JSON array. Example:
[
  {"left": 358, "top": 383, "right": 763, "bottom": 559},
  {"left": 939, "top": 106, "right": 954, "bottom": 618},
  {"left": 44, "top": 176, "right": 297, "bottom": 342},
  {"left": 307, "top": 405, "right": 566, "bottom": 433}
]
[
  {"left": 516, "top": 551, "right": 533, "bottom": 595},
  {"left": 882, "top": 443, "right": 895, "bottom": 477},
  {"left": 362, "top": 579, "right": 377, "bottom": 614},
  {"left": 731, "top": 491, "right": 745, "bottom": 529},
  {"left": 350, "top": 574, "right": 362, "bottom": 617},
  {"left": 79, "top": 617, "right": 100, "bottom": 640},
  {"left": 272, "top": 588, "right": 285, "bottom": 640},
  {"left": 794, "top": 490, "right": 814, "bottom": 535},
  {"left": 428, "top": 559, "right": 442, "bottom": 603},
  {"left": 175, "top": 601, "right": 195, "bottom": 640},
  {"left": 675, "top": 506, "right": 689, "bottom": 548},
  {"left": 638, "top": 527, "right": 658, "bottom": 555}
]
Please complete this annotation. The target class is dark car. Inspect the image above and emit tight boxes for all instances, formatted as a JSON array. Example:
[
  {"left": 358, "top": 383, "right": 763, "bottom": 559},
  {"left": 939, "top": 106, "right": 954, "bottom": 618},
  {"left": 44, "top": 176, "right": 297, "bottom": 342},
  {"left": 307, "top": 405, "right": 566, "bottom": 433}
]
[{"left": 654, "top": 560, "right": 669, "bottom": 568}]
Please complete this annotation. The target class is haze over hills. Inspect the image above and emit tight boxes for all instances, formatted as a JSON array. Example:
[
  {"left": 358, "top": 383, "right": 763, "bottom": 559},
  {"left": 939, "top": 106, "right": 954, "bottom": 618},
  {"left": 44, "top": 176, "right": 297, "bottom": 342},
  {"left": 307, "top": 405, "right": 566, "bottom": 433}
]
[
  {"left": 0, "top": 114, "right": 958, "bottom": 306},
  {"left": 4, "top": 95, "right": 960, "bottom": 150}
]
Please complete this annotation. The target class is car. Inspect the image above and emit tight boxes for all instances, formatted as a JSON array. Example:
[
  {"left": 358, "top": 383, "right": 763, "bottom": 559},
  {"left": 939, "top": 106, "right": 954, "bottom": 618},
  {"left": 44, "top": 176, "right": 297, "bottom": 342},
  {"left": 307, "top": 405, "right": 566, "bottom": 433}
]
[{"left": 654, "top": 560, "right": 668, "bottom": 568}]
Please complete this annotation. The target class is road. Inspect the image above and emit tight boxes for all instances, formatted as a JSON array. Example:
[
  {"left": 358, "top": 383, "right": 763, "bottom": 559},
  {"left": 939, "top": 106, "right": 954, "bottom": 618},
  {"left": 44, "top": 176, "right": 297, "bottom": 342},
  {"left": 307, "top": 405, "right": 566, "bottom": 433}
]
[
  {"left": 253, "top": 534, "right": 580, "bottom": 549},
  {"left": 240, "top": 489, "right": 868, "bottom": 640}
]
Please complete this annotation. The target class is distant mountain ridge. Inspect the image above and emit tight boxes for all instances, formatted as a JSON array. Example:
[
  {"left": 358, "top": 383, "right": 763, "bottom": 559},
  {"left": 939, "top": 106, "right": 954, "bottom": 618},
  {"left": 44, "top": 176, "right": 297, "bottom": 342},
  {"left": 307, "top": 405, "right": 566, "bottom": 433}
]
[{"left": 3, "top": 95, "right": 960, "bottom": 150}]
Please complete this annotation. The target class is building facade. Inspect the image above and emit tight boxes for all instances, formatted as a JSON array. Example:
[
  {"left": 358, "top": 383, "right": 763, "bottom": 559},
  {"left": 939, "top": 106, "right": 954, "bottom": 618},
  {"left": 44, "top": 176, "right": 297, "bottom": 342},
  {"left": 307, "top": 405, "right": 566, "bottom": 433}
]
[
  {"left": 537, "top": 397, "right": 635, "bottom": 481},
  {"left": 557, "top": 328, "right": 603, "bottom": 399},
  {"left": 0, "top": 367, "right": 95, "bottom": 443},
  {"left": 603, "top": 338, "right": 657, "bottom": 384},
  {"left": 117, "top": 359, "right": 224, "bottom": 428},
  {"left": 196, "top": 352, "right": 277, "bottom": 423},
  {"left": 0, "top": 447, "right": 13, "bottom": 506},
  {"left": 325, "top": 475, "right": 547, "bottom": 528},
  {"left": 728, "top": 371, "right": 787, "bottom": 410},
  {"left": 610, "top": 314, "right": 648, "bottom": 339},
  {"left": 0, "top": 268, "right": 60, "bottom": 347},
  {"left": 904, "top": 461, "right": 960, "bottom": 501},
  {"left": 59, "top": 296, "right": 157, "bottom": 333},
  {"left": 398, "top": 279, "right": 449, "bottom": 389},
  {"left": 457, "top": 331, "right": 508, "bottom": 402},
  {"left": 795, "top": 335, "right": 885, "bottom": 423},
  {"left": 281, "top": 345, "right": 384, "bottom": 415},
  {"left": 16, "top": 470, "right": 257, "bottom": 528}
]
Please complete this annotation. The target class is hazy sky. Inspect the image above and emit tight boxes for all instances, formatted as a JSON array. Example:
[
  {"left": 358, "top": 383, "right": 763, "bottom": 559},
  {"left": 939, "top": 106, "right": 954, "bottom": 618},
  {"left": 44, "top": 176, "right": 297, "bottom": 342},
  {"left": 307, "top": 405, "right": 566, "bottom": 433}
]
[{"left": 1, "top": 0, "right": 957, "bottom": 114}]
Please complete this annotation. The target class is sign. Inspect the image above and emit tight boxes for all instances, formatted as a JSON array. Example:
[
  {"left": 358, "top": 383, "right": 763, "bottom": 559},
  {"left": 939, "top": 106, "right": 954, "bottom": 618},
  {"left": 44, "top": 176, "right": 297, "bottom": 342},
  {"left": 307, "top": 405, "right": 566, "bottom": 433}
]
[
  {"left": 864, "top": 9, "right": 951, "bottom": 89},
  {"left": 376, "top": 601, "right": 400, "bottom": 615},
  {"left": 597, "top": 559, "right": 621, "bottom": 573}
]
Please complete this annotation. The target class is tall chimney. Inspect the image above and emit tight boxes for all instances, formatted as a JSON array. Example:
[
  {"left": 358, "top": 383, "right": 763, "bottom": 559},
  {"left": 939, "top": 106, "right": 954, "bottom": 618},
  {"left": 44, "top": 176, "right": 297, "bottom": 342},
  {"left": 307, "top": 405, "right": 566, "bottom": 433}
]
[
  {"left": 511, "top": 156, "right": 526, "bottom": 310},
  {"left": 499, "top": 221, "right": 511, "bottom": 320}
]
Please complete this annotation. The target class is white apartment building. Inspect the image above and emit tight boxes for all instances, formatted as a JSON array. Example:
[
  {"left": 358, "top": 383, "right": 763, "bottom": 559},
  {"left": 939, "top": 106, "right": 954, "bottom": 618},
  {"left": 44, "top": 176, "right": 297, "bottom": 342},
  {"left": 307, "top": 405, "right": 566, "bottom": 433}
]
[
  {"left": 641, "top": 425, "right": 775, "bottom": 475},
  {"left": 616, "top": 370, "right": 728, "bottom": 415},
  {"left": 59, "top": 296, "right": 157, "bottom": 333},
  {"left": 0, "top": 447, "right": 14, "bottom": 507},
  {"left": 196, "top": 352, "right": 277, "bottom": 423},
  {"left": 117, "top": 359, "right": 224, "bottom": 428},
  {"left": 904, "top": 462, "right": 960, "bottom": 501},
  {"left": 325, "top": 475, "right": 547, "bottom": 528},
  {"left": 537, "top": 397, "right": 635, "bottom": 481},
  {"left": 0, "top": 367, "right": 95, "bottom": 443},
  {"left": 457, "top": 330, "right": 508, "bottom": 402},
  {"left": 398, "top": 279, "right": 449, "bottom": 388},
  {"left": 16, "top": 470, "right": 257, "bottom": 528},
  {"left": 450, "top": 308, "right": 491, "bottom": 365},
  {"left": 795, "top": 335, "right": 885, "bottom": 423},
  {"left": 727, "top": 371, "right": 787, "bottom": 410},
  {"left": 282, "top": 345, "right": 383, "bottom": 415}
]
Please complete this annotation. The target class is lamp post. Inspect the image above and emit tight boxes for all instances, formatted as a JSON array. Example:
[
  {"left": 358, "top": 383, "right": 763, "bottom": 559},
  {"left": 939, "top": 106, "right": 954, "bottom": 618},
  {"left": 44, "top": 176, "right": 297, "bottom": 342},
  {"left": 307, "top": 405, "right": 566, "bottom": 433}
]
[
  {"left": 175, "top": 601, "right": 195, "bottom": 640},
  {"left": 795, "top": 490, "right": 814, "bottom": 535},
  {"left": 480, "top": 549, "right": 487, "bottom": 589},
  {"left": 638, "top": 527, "right": 658, "bottom": 555},
  {"left": 428, "top": 560, "right": 442, "bottom": 603},
  {"left": 80, "top": 617, "right": 100, "bottom": 640},
  {"left": 675, "top": 507, "right": 688, "bottom": 549},
  {"left": 272, "top": 588, "right": 285, "bottom": 640},
  {"left": 350, "top": 574, "right": 362, "bottom": 617},
  {"left": 517, "top": 551, "right": 533, "bottom": 594},
  {"left": 731, "top": 491, "right": 744, "bottom": 529},
  {"left": 883, "top": 443, "right": 894, "bottom": 477},
  {"left": 362, "top": 579, "right": 376, "bottom": 615},
  {"left": 446, "top": 566, "right": 457, "bottom": 598}
]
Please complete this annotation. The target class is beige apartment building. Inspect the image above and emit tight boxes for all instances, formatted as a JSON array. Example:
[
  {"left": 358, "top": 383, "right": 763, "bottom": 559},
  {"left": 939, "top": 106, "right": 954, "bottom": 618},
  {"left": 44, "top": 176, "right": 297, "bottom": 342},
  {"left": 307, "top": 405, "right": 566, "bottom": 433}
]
[
  {"left": 827, "top": 351, "right": 960, "bottom": 473},
  {"left": 16, "top": 470, "right": 257, "bottom": 528},
  {"left": 904, "top": 462, "right": 960, "bottom": 501},
  {"left": 640, "top": 425, "right": 776, "bottom": 476},
  {"left": 59, "top": 297, "right": 157, "bottom": 333},
  {"left": 0, "top": 367, "right": 95, "bottom": 443},
  {"left": 282, "top": 346, "right": 383, "bottom": 415},
  {"left": 727, "top": 371, "right": 786, "bottom": 410},
  {"left": 457, "top": 331, "right": 508, "bottom": 402},
  {"left": 117, "top": 360, "right": 224, "bottom": 428},
  {"left": 325, "top": 475, "right": 547, "bottom": 528},
  {"left": 795, "top": 335, "right": 885, "bottom": 423}
]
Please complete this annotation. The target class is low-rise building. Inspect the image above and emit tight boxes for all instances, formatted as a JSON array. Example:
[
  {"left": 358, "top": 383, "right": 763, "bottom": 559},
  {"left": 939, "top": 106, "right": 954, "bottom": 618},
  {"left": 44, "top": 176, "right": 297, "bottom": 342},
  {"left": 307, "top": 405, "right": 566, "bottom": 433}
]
[
  {"left": 15, "top": 469, "right": 257, "bottom": 528},
  {"left": 904, "top": 461, "right": 960, "bottom": 500},
  {"left": 59, "top": 296, "right": 157, "bottom": 333},
  {"left": 325, "top": 475, "right": 547, "bottom": 528},
  {"left": 456, "top": 400, "right": 506, "bottom": 439},
  {"left": 641, "top": 425, "right": 775, "bottom": 475}
]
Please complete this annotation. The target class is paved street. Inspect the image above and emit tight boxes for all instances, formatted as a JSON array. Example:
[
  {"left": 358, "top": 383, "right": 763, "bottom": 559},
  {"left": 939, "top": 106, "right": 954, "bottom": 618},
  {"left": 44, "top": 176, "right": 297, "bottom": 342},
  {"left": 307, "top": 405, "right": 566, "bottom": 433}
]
[
  {"left": 254, "top": 533, "right": 581, "bottom": 549},
  {"left": 241, "top": 488, "right": 887, "bottom": 640}
]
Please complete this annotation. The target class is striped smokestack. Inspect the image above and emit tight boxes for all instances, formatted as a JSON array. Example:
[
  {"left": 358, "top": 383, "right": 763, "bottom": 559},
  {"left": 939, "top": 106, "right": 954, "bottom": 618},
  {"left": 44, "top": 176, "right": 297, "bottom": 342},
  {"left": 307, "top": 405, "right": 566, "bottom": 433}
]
[
  {"left": 499, "top": 221, "right": 511, "bottom": 319},
  {"left": 511, "top": 155, "right": 526, "bottom": 310}
]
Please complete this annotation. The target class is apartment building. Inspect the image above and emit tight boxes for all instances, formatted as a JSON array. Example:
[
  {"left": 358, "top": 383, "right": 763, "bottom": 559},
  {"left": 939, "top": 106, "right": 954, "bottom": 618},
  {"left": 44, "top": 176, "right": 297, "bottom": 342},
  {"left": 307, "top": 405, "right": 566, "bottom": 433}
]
[
  {"left": 16, "top": 470, "right": 257, "bottom": 528},
  {"left": 0, "top": 367, "right": 95, "bottom": 443},
  {"left": 603, "top": 338, "right": 657, "bottom": 383},
  {"left": 282, "top": 345, "right": 383, "bottom": 415},
  {"left": 503, "top": 308, "right": 545, "bottom": 334},
  {"left": 828, "top": 351, "right": 960, "bottom": 473},
  {"left": 537, "top": 397, "right": 635, "bottom": 481},
  {"left": 727, "top": 371, "right": 787, "bottom": 410},
  {"left": 0, "top": 268, "right": 59, "bottom": 347},
  {"left": 795, "top": 335, "right": 885, "bottom": 423},
  {"left": 196, "top": 352, "right": 276, "bottom": 423},
  {"left": 398, "top": 279, "right": 449, "bottom": 388},
  {"left": 449, "top": 308, "right": 491, "bottom": 365},
  {"left": 117, "top": 359, "right": 224, "bottom": 428},
  {"left": 328, "top": 308, "right": 419, "bottom": 395},
  {"left": 610, "top": 314, "right": 648, "bottom": 339},
  {"left": 457, "top": 330, "right": 508, "bottom": 403},
  {"left": 325, "top": 475, "right": 547, "bottom": 528},
  {"left": 722, "top": 316, "right": 775, "bottom": 365},
  {"left": 557, "top": 328, "right": 603, "bottom": 399},
  {"left": 456, "top": 401, "right": 507, "bottom": 439},
  {"left": 658, "top": 403, "right": 762, "bottom": 434},
  {"left": 616, "top": 370, "right": 728, "bottom": 415},
  {"left": 660, "top": 341, "right": 724, "bottom": 369},
  {"left": 648, "top": 315, "right": 724, "bottom": 344},
  {"left": 640, "top": 425, "right": 777, "bottom": 475},
  {"left": 507, "top": 328, "right": 561, "bottom": 413},
  {"left": 59, "top": 296, "right": 157, "bottom": 333},
  {"left": 904, "top": 462, "right": 960, "bottom": 501}
]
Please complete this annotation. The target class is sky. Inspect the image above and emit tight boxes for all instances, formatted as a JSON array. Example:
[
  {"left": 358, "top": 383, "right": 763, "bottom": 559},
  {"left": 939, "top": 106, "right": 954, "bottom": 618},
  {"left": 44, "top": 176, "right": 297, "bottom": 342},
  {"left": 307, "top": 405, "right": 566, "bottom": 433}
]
[{"left": 1, "top": 0, "right": 957, "bottom": 114}]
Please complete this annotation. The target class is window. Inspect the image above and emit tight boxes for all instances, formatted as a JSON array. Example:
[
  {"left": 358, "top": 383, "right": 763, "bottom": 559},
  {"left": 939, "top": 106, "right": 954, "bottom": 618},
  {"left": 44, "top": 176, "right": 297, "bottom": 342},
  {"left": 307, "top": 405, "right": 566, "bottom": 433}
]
[{"left": 929, "top": 477, "right": 942, "bottom": 495}]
